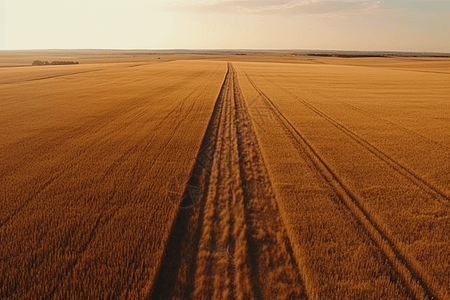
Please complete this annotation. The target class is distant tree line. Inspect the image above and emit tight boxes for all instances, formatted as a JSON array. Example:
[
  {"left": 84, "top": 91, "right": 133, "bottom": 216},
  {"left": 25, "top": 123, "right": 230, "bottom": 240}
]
[{"left": 32, "top": 60, "right": 79, "bottom": 66}]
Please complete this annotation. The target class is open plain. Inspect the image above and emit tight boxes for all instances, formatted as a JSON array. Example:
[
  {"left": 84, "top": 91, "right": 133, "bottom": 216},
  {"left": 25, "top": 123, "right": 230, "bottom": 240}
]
[{"left": 1, "top": 52, "right": 450, "bottom": 299}]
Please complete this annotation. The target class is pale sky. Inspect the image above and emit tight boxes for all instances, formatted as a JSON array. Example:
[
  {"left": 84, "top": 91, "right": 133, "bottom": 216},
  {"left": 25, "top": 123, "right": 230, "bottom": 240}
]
[{"left": 0, "top": 0, "right": 449, "bottom": 52}]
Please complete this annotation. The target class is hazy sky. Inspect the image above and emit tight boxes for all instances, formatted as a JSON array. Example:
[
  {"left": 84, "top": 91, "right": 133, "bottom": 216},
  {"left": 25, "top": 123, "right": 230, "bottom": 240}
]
[{"left": 0, "top": 0, "right": 449, "bottom": 52}]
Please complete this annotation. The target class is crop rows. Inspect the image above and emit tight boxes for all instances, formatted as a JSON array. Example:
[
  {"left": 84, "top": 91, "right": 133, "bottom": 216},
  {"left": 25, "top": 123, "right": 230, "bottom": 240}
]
[
  {"left": 150, "top": 63, "right": 306, "bottom": 300},
  {"left": 236, "top": 62, "right": 450, "bottom": 299},
  {"left": 1, "top": 58, "right": 449, "bottom": 299},
  {"left": 0, "top": 61, "right": 226, "bottom": 299}
]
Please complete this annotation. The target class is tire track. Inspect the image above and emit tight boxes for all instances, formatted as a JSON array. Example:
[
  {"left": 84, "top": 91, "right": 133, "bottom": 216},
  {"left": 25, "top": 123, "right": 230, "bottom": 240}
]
[
  {"left": 244, "top": 72, "right": 440, "bottom": 300},
  {"left": 0, "top": 172, "right": 64, "bottom": 231},
  {"left": 49, "top": 75, "right": 218, "bottom": 299},
  {"left": 335, "top": 96, "right": 450, "bottom": 152},
  {"left": 230, "top": 65, "right": 307, "bottom": 300},
  {"left": 0, "top": 95, "right": 176, "bottom": 232},
  {"left": 149, "top": 65, "right": 229, "bottom": 300},
  {"left": 128, "top": 63, "right": 153, "bottom": 68},
  {"left": 260, "top": 73, "right": 450, "bottom": 153},
  {"left": 0, "top": 69, "right": 103, "bottom": 85},
  {"left": 100, "top": 80, "right": 204, "bottom": 184},
  {"left": 258, "top": 75, "right": 450, "bottom": 203},
  {"left": 149, "top": 63, "right": 307, "bottom": 299},
  {"left": 46, "top": 192, "right": 121, "bottom": 300},
  {"left": 390, "top": 69, "right": 450, "bottom": 75},
  {"left": 0, "top": 71, "right": 209, "bottom": 231},
  {"left": 131, "top": 69, "right": 223, "bottom": 186},
  {"left": 191, "top": 64, "right": 240, "bottom": 299}
]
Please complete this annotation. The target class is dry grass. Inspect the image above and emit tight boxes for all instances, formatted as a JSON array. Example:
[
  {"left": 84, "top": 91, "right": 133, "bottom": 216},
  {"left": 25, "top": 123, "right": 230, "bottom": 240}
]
[
  {"left": 1, "top": 55, "right": 450, "bottom": 299},
  {"left": 236, "top": 59, "right": 450, "bottom": 299},
  {"left": 150, "top": 64, "right": 306, "bottom": 300},
  {"left": 0, "top": 60, "right": 226, "bottom": 299}
]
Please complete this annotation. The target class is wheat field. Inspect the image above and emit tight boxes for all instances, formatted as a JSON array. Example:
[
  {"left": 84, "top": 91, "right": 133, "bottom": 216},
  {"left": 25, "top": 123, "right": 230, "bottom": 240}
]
[{"left": 1, "top": 54, "right": 450, "bottom": 299}]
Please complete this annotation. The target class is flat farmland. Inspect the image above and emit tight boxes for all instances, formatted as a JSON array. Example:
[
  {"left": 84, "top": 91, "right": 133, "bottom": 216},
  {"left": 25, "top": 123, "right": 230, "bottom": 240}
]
[
  {"left": 235, "top": 59, "right": 450, "bottom": 299},
  {"left": 0, "top": 60, "right": 227, "bottom": 299},
  {"left": 1, "top": 55, "right": 450, "bottom": 299}
]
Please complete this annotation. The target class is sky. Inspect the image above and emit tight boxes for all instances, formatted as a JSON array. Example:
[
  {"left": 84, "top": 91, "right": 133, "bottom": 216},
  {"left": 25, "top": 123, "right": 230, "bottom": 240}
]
[{"left": 0, "top": 0, "right": 449, "bottom": 52}]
